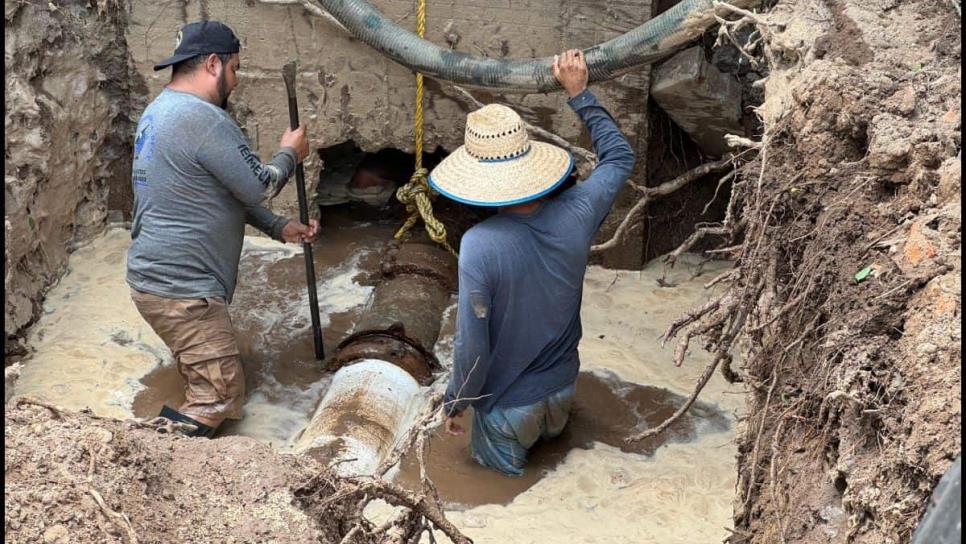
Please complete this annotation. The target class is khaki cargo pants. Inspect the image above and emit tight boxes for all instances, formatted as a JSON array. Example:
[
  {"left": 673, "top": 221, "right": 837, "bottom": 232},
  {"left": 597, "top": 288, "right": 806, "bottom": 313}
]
[{"left": 131, "top": 289, "right": 245, "bottom": 424}]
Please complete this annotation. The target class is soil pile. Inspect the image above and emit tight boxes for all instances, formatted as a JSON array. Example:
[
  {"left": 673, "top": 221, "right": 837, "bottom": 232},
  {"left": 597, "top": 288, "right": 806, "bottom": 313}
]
[
  {"left": 665, "top": 1, "right": 961, "bottom": 542},
  {"left": 4, "top": 399, "right": 325, "bottom": 543}
]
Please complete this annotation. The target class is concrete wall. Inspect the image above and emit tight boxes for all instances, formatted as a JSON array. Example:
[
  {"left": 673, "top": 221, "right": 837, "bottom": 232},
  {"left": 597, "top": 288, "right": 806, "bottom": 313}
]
[
  {"left": 125, "top": 0, "right": 652, "bottom": 267},
  {"left": 4, "top": 1, "right": 138, "bottom": 353}
]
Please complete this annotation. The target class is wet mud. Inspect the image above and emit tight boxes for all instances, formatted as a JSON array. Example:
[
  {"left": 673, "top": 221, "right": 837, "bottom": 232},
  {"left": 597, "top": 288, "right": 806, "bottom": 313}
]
[
  {"left": 396, "top": 370, "right": 730, "bottom": 508},
  {"left": 14, "top": 217, "right": 744, "bottom": 541},
  {"left": 131, "top": 208, "right": 397, "bottom": 445}
]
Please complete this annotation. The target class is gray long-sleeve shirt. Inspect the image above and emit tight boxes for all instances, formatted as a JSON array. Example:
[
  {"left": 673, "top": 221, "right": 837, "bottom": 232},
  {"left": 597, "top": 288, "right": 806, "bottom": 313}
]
[
  {"left": 444, "top": 89, "right": 636, "bottom": 416},
  {"left": 127, "top": 88, "right": 296, "bottom": 302}
]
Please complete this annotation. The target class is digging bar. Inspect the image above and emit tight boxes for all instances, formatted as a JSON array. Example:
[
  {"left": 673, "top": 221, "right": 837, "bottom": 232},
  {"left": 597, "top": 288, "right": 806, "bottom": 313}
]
[{"left": 282, "top": 61, "right": 325, "bottom": 361}]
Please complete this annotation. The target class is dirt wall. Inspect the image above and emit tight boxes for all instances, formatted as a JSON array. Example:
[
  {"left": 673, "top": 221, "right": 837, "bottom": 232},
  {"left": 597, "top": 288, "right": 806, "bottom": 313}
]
[
  {"left": 4, "top": 1, "right": 140, "bottom": 356},
  {"left": 125, "top": 0, "right": 653, "bottom": 267},
  {"left": 710, "top": 1, "right": 962, "bottom": 542}
]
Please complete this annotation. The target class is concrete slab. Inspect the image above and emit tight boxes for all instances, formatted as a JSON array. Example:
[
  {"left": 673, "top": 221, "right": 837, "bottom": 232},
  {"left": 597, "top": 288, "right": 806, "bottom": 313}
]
[{"left": 651, "top": 46, "right": 744, "bottom": 157}]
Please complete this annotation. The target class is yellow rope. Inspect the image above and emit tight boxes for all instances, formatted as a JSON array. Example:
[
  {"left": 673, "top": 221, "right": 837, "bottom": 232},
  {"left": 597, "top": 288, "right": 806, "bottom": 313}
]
[{"left": 393, "top": 0, "right": 458, "bottom": 257}]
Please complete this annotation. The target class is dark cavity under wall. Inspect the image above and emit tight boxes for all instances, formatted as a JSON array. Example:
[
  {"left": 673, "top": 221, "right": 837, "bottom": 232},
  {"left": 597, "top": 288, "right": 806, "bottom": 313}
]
[{"left": 314, "top": 141, "right": 490, "bottom": 251}]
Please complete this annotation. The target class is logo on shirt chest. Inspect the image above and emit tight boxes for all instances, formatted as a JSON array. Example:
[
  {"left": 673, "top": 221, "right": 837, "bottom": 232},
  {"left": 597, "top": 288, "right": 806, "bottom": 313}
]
[{"left": 134, "top": 115, "right": 156, "bottom": 162}]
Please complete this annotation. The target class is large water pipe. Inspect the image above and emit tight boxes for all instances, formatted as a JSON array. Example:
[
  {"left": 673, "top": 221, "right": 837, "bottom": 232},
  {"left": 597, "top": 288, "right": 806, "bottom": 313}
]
[
  {"left": 313, "top": 0, "right": 760, "bottom": 92},
  {"left": 294, "top": 238, "right": 457, "bottom": 475}
]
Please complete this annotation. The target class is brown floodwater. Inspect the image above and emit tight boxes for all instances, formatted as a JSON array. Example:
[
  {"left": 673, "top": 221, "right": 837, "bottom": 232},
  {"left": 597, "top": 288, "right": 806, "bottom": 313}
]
[
  {"left": 131, "top": 207, "right": 398, "bottom": 444},
  {"left": 130, "top": 207, "right": 731, "bottom": 507},
  {"left": 395, "top": 370, "right": 729, "bottom": 508}
]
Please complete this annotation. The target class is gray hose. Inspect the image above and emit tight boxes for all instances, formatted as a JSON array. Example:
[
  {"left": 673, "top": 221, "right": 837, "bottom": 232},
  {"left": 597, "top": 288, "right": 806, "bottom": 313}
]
[{"left": 314, "top": 0, "right": 758, "bottom": 92}]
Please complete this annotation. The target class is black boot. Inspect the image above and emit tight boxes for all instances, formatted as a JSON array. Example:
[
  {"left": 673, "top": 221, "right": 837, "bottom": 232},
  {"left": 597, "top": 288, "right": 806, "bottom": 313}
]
[{"left": 158, "top": 405, "right": 218, "bottom": 438}]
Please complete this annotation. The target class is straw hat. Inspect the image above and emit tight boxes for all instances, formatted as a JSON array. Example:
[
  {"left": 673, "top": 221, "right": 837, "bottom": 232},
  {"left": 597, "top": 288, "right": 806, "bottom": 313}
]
[{"left": 428, "top": 104, "right": 573, "bottom": 207}]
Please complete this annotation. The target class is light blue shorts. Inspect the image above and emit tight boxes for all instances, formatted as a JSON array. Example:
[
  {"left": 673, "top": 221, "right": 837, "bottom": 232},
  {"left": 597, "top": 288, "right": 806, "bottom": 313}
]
[{"left": 470, "top": 383, "right": 576, "bottom": 476}]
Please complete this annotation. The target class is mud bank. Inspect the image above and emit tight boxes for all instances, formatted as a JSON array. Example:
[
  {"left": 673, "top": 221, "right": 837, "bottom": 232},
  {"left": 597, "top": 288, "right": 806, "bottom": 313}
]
[
  {"left": 4, "top": 1, "right": 140, "bottom": 355},
  {"left": 10, "top": 220, "right": 742, "bottom": 542},
  {"left": 675, "top": 1, "right": 962, "bottom": 542},
  {"left": 4, "top": 403, "right": 326, "bottom": 544}
]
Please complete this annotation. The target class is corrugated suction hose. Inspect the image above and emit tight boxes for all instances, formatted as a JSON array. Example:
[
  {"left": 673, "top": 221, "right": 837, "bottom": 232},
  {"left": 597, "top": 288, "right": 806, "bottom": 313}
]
[{"left": 313, "top": 0, "right": 759, "bottom": 92}]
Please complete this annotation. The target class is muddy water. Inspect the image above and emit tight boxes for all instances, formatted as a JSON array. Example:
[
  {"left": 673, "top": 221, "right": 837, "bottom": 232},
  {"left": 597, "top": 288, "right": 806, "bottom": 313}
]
[
  {"left": 396, "top": 370, "right": 729, "bottom": 507},
  {"left": 16, "top": 211, "right": 742, "bottom": 543},
  {"left": 128, "top": 208, "right": 397, "bottom": 446}
]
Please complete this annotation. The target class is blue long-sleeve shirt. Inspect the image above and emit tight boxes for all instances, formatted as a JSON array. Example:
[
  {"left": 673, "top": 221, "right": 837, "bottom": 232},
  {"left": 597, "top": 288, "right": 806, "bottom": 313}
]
[{"left": 444, "top": 89, "right": 635, "bottom": 416}]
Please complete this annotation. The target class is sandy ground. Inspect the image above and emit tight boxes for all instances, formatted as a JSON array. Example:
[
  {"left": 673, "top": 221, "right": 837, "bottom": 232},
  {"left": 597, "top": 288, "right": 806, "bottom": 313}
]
[{"left": 13, "top": 227, "right": 741, "bottom": 543}]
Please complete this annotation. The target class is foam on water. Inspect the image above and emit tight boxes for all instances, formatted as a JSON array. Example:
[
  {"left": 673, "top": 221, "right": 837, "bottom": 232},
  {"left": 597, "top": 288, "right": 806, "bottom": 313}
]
[{"left": 228, "top": 372, "right": 334, "bottom": 448}]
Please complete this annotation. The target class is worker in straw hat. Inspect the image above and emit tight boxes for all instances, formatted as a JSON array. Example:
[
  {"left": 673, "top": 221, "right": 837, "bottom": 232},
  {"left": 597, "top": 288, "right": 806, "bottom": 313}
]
[{"left": 435, "top": 49, "right": 635, "bottom": 475}]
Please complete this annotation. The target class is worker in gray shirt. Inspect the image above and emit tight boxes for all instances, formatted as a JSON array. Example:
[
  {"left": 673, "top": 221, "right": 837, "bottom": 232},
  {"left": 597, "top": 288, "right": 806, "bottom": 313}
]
[
  {"left": 127, "top": 21, "right": 317, "bottom": 437},
  {"left": 430, "top": 50, "right": 635, "bottom": 475}
]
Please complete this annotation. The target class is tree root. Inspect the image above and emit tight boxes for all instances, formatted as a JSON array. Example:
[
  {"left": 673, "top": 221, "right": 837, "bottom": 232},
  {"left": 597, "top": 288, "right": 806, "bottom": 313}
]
[
  {"left": 14, "top": 396, "right": 67, "bottom": 419},
  {"left": 625, "top": 353, "right": 724, "bottom": 443},
  {"left": 664, "top": 226, "right": 733, "bottom": 267},
  {"left": 86, "top": 445, "right": 139, "bottom": 544},
  {"left": 591, "top": 157, "right": 736, "bottom": 253}
]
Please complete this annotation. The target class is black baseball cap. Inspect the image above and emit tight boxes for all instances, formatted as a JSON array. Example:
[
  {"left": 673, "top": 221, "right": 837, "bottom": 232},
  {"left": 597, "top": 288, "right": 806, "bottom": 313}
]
[{"left": 153, "top": 20, "right": 241, "bottom": 71}]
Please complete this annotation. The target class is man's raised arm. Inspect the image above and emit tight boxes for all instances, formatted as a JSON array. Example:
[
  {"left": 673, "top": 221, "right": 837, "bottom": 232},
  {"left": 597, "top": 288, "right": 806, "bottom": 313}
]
[{"left": 554, "top": 49, "right": 636, "bottom": 232}]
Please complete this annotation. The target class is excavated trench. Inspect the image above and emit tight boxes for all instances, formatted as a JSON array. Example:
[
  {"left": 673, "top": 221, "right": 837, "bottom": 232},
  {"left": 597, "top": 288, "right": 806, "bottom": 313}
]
[
  {"left": 3, "top": 1, "right": 765, "bottom": 538},
  {"left": 12, "top": 142, "right": 740, "bottom": 520},
  {"left": 6, "top": 0, "right": 962, "bottom": 541},
  {"left": 116, "top": 147, "right": 734, "bottom": 503}
]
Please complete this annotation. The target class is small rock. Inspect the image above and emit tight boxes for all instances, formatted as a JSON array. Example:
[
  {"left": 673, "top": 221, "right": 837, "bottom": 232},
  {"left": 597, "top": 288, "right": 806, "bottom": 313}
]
[
  {"left": 900, "top": 220, "right": 939, "bottom": 270},
  {"left": 43, "top": 525, "right": 69, "bottom": 544},
  {"left": 897, "top": 88, "right": 916, "bottom": 116},
  {"left": 92, "top": 428, "right": 113, "bottom": 444},
  {"left": 936, "top": 157, "right": 961, "bottom": 203},
  {"left": 941, "top": 109, "right": 961, "bottom": 126},
  {"left": 917, "top": 342, "right": 939, "bottom": 355},
  {"left": 887, "top": 86, "right": 917, "bottom": 116}
]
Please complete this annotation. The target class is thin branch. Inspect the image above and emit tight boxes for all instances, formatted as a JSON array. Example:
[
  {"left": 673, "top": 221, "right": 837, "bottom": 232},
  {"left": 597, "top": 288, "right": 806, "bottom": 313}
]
[
  {"left": 590, "top": 195, "right": 651, "bottom": 253},
  {"left": 347, "top": 479, "right": 472, "bottom": 544},
  {"left": 591, "top": 158, "right": 734, "bottom": 253},
  {"left": 625, "top": 353, "right": 724, "bottom": 442},
  {"left": 650, "top": 157, "right": 735, "bottom": 197},
  {"left": 375, "top": 391, "right": 445, "bottom": 477},
  {"left": 86, "top": 446, "right": 140, "bottom": 544},
  {"left": 705, "top": 268, "right": 738, "bottom": 290},
  {"left": 258, "top": 0, "right": 349, "bottom": 32},
  {"left": 703, "top": 170, "right": 737, "bottom": 216},
  {"left": 663, "top": 226, "right": 731, "bottom": 266},
  {"left": 663, "top": 293, "right": 729, "bottom": 346}
]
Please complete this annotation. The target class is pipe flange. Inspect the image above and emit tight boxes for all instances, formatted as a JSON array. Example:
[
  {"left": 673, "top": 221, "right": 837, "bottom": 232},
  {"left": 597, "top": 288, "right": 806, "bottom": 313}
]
[{"left": 328, "top": 325, "right": 441, "bottom": 385}]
